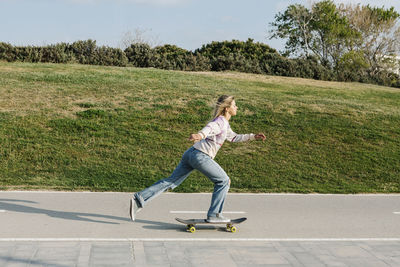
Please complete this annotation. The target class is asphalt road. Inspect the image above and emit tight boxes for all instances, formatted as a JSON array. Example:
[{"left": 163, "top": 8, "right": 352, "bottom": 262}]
[
  {"left": 1, "top": 192, "right": 399, "bottom": 239},
  {"left": 0, "top": 191, "right": 400, "bottom": 266}
]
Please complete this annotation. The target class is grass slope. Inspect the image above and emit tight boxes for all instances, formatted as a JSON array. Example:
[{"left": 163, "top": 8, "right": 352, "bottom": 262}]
[{"left": 0, "top": 62, "right": 399, "bottom": 193}]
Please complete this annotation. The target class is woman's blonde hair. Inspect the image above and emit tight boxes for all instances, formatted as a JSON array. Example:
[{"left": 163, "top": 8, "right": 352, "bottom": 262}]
[{"left": 212, "top": 95, "right": 235, "bottom": 120}]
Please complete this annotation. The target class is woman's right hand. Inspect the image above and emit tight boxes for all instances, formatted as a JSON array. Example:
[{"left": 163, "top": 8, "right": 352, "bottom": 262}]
[{"left": 189, "top": 133, "right": 202, "bottom": 142}]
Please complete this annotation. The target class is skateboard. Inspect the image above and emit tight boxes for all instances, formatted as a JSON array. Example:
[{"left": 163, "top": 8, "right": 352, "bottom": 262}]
[{"left": 175, "top": 217, "right": 247, "bottom": 233}]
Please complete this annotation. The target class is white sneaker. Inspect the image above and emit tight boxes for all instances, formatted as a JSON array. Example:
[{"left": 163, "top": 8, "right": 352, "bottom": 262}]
[
  {"left": 207, "top": 214, "right": 230, "bottom": 223},
  {"left": 130, "top": 197, "right": 142, "bottom": 221}
]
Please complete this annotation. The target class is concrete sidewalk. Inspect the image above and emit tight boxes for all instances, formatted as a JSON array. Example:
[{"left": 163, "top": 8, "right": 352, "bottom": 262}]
[{"left": 1, "top": 240, "right": 400, "bottom": 266}]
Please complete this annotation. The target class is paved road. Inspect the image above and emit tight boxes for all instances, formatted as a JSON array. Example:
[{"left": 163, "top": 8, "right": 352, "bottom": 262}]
[{"left": 0, "top": 191, "right": 399, "bottom": 266}]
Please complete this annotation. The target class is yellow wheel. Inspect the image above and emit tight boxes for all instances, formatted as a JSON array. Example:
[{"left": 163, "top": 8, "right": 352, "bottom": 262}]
[
  {"left": 189, "top": 226, "right": 196, "bottom": 233},
  {"left": 230, "top": 226, "right": 237, "bottom": 233}
]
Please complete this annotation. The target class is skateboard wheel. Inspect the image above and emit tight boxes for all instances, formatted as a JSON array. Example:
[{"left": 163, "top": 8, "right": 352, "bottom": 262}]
[
  {"left": 189, "top": 226, "right": 196, "bottom": 233},
  {"left": 230, "top": 226, "right": 237, "bottom": 233}
]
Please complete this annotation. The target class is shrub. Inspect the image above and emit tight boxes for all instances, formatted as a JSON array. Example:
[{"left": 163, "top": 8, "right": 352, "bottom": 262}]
[
  {"left": 70, "top": 39, "right": 97, "bottom": 65},
  {"left": 1, "top": 38, "right": 398, "bottom": 87},
  {"left": 293, "top": 56, "right": 334, "bottom": 80},
  {"left": 183, "top": 53, "right": 211, "bottom": 71},
  {"left": 124, "top": 43, "right": 153, "bottom": 67},
  {"left": 149, "top": 44, "right": 195, "bottom": 70},
  {"left": 196, "top": 38, "right": 277, "bottom": 73},
  {"left": 0, "top": 42, "right": 15, "bottom": 62},
  {"left": 41, "top": 43, "right": 75, "bottom": 64},
  {"left": 95, "top": 46, "right": 128, "bottom": 67}
]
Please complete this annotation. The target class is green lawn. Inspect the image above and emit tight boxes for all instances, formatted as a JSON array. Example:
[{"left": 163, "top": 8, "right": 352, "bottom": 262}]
[{"left": 0, "top": 62, "right": 399, "bottom": 193}]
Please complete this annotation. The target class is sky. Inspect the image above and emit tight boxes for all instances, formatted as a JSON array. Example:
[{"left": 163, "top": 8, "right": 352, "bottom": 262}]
[{"left": 1, "top": 0, "right": 400, "bottom": 52}]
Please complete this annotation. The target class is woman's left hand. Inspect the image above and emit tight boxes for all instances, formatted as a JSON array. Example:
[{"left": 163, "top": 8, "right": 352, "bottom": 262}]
[{"left": 255, "top": 133, "right": 266, "bottom": 141}]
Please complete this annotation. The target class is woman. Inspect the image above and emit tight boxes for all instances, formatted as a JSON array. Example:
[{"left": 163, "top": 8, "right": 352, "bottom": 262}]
[{"left": 130, "top": 95, "right": 266, "bottom": 222}]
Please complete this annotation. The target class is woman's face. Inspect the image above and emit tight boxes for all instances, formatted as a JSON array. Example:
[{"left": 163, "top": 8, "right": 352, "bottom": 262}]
[{"left": 226, "top": 100, "right": 238, "bottom": 117}]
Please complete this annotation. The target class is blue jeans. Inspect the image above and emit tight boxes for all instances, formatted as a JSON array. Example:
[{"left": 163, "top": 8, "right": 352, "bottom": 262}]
[{"left": 134, "top": 147, "right": 230, "bottom": 217}]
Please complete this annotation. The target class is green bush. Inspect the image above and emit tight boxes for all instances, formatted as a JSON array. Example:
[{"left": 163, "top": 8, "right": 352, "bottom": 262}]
[
  {"left": 196, "top": 38, "right": 277, "bottom": 72},
  {"left": 151, "top": 44, "right": 193, "bottom": 70},
  {"left": 95, "top": 46, "right": 128, "bottom": 67},
  {"left": 205, "top": 53, "right": 262, "bottom": 73},
  {"left": 1, "top": 38, "right": 398, "bottom": 87},
  {"left": 124, "top": 43, "right": 211, "bottom": 71},
  {"left": 258, "top": 53, "right": 291, "bottom": 76},
  {"left": 41, "top": 43, "right": 75, "bottom": 64},
  {"left": 370, "top": 70, "right": 400, "bottom": 87},
  {"left": 195, "top": 39, "right": 336, "bottom": 81},
  {"left": 0, "top": 42, "right": 15, "bottom": 62},
  {"left": 293, "top": 56, "right": 334, "bottom": 80},
  {"left": 70, "top": 40, "right": 97, "bottom": 65},
  {"left": 196, "top": 38, "right": 277, "bottom": 59},
  {"left": 124, "top": 43, "right": 153, "bottom": 67},
  {"left": 183, "top": 53, "right": 211, "bottom": 71},
  {"left": 14, "top": 46, "right": 41, "bottom": 62}
]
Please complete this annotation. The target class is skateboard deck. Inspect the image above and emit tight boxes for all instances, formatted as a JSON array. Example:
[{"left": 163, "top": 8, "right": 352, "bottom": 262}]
[{"left": 175, "top": 217, "right": 247, "bottom": 233}]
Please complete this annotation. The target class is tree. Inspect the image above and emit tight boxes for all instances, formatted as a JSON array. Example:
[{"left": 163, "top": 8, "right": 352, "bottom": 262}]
[
  {"left": 269, "top": 0, "right": 359, "bottom": 68},
  {"left": 311, "top": 0, "right": 360, "bottom": 68},
  {"left": 339, "top": 4, "right": 400, "bottom": 78},
  {"left": 269, "top": 0, "right": 400, "bottom": 82},
  {"left": 269, "top": 4, "right": 314, "bottom": 57}
]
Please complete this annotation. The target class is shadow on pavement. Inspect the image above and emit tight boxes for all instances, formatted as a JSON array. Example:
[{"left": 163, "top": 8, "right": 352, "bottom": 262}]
[
  {"left": 135, "top": 219, "right": 224, "bottom": 233},
  {"left": 0, "top": 256, "right": 68, "bottom": 267},
  {"left": 0, "top": 199, "right": 131, "bottom": 225},
  {"left": 135, "top": 219, "right": 183, "bottom": 232}
]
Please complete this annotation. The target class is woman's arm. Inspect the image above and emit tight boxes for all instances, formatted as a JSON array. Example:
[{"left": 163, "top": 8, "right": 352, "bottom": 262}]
[
  {"left": 189, "top": 118, "right": 224, "bottom": 142},
  {"left": 226, "top": 126, "right": 266, "bottom": 142}
]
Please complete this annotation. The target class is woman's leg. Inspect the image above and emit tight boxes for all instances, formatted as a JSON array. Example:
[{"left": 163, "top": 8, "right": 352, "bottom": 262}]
[
  {"left": 134, "top": 147, "right": 194, "bottom": 208},
  {"left": 189, "top": 149, "right": 230, "bottom": 218}
]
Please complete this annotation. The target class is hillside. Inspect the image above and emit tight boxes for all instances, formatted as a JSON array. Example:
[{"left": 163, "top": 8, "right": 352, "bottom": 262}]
[{"left": 0, "top": 62, "right": 399, "bottom": 193}]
